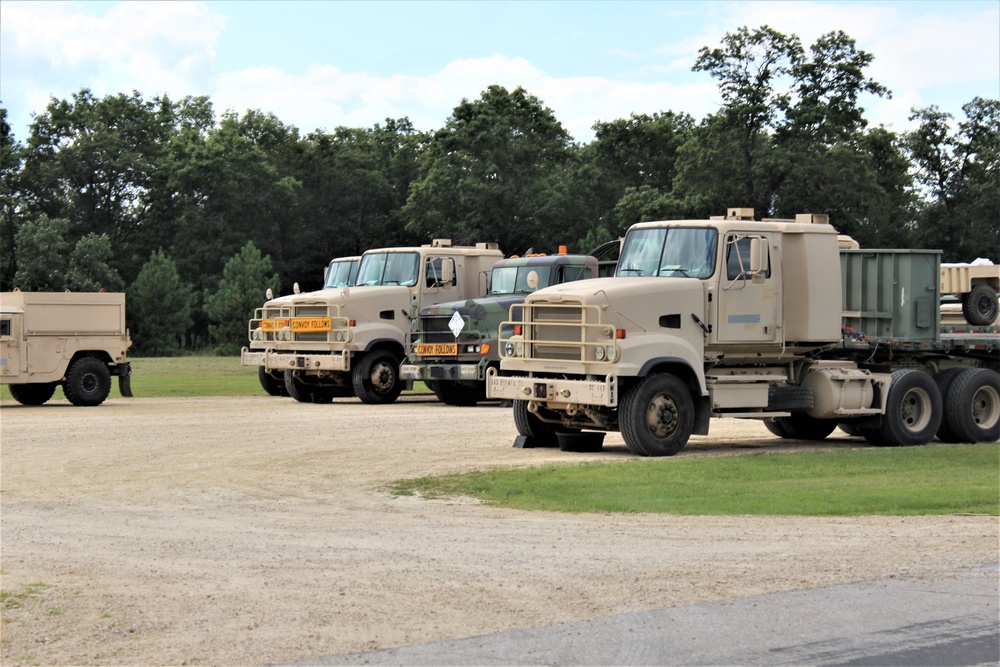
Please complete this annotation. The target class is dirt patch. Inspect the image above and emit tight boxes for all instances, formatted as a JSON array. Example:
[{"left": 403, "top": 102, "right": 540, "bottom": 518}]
[{"left": 1, "top": 396, "right": 996, "bottom": 665}]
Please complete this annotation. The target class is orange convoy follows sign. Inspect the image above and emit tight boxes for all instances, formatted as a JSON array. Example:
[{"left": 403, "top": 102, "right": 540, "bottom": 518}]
[
  {"left": 291, "top": 318, "right": 332, "bottom": 332},
  {"left": 260, "top": 319, "right": 290, "bottom": 332}
]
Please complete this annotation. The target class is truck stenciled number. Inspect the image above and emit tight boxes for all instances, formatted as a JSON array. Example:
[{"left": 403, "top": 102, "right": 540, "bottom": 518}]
[
  {"left": 260, "top": 319, "right": 290, "bottom": 332},
  {"left": 291, "top": 318, "right": 332, "bottom": 332}
]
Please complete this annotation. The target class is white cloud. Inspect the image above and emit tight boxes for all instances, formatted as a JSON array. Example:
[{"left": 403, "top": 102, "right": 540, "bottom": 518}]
[
  {"left": 2, "top": 0, "right": 995, "bottom": 144},
  {"left": 1, "top": 1, "right": 226, "bottom": 101},
  {"left": 213, "top": 55, "right": 720, "bottom": 141}
]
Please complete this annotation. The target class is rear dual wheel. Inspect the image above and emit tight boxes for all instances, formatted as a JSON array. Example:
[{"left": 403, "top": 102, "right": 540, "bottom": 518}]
[
  {"left": 940, "top": 368, "right": 1000, "bottom": 443},
  {"left": 862, "top": 370, "right": 942, "bottom": 447}
]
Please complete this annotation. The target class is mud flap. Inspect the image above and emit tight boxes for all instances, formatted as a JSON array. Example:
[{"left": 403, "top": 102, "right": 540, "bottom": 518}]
[{"left": 118, "top": 362, "right": 134, "bottom": 397}]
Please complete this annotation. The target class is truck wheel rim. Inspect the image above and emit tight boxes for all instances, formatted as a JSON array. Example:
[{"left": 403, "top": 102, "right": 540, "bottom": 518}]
[
  {"left": 646, "top": 395, "right": 679, "bottom": 438},
  {"left": 371, "top": 362, "right": 394, "bottom": 391},
  {"left": 82, "top": 373, "right": 98, "bottom": 393},
  {"left": 900, "top": 387, "right": 932, "bottom": 431},
  {"left": 971, "top": 385, "right": 1000, "bottom": 429}
]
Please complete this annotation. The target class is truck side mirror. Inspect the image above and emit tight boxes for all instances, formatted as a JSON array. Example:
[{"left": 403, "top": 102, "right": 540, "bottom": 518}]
[
  {"left": 426, "top": 258, "right": 454, "bottom": 288},
  {"left": 750, "top": 238, "right": 767, "bottom": 275},
  {"left": 440, "top": 260, "right": 454, "bottom": 286}
]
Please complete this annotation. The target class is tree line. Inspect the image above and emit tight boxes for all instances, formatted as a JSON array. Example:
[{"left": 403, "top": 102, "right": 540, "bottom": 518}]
[{"left": 1, "top": 25, "right": 997, "bottom": 355}]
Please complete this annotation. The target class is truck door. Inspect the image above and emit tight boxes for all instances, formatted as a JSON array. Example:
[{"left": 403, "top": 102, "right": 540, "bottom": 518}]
[{"left": 717, "top": 233, "right": 778, "bottom": 343}]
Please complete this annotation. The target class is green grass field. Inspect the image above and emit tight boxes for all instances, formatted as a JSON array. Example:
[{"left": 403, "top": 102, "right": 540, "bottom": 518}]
[
  {"left": 4, "top": 356, "right": 997, "bottom": 517},
  {"left": 391, "top": 444, "right": 1000, "bottom": 516}
]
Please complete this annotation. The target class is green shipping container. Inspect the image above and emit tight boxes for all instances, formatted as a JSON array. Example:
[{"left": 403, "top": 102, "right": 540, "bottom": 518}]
[{"left": 840, "top": 249, "right": 942, "bottom": 342}]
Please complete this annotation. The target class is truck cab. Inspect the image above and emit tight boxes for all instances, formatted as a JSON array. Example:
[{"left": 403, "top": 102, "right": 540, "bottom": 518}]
[
  {"left": 401, "top": 251, "right": 599, "bottom": 405},
  {"left": 241, "top": 240, "right": 502, "bottom": 404},
  {"left": 253, "top": 255, "right": 361, "bottom": 396}
]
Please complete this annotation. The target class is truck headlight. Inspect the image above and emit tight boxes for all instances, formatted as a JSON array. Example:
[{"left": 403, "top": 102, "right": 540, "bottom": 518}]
[
  {"left": 505, "top": 341, "right": 518, "bottom": 357},
  {"left": 594, "top": 346, "right": 605, "bottom": 361},
  {"left": 252, "top": 328, "right": 263, "bottom": 341}
]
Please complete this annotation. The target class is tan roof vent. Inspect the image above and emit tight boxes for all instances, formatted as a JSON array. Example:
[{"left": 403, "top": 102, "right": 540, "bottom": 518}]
[
  {"left": 727, "top": 207, "right": 755, "bottom": 220},
  {"left": 796, "top": 213, "right": 830, "bottom": 225}
]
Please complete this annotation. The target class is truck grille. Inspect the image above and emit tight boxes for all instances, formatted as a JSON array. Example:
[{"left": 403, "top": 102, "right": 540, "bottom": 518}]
[
  {"left": 496, "top": 301, "right": 618, "bottom": 365},
  {"left": 419, "top": 315, "right": 459, "bottom": 344},
  {"left": 530, "top": 306, "right": 585, "bottom": 361},
  {"left": 293, "top": 305, "right": 328, "bottom": 318}
]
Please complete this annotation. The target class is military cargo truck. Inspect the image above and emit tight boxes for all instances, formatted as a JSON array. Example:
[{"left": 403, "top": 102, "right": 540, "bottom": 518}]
[
  {"left": 242, "top": 240, "right": 502, "bottom": 404},
  {"left": 254, "top": 255, "right": 361, "bottom": 396},
  {"left": 401, "top": 251, "right": 599, "bottom": 405},
  {"left": 1, "top": 291, "right": 133, "bottom": 406},
  {"left": 487, "top": 209, "right": 999, "bottom": 454}
]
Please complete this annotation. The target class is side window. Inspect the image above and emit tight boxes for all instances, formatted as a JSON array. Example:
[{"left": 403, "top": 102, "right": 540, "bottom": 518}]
[
  {"left": 0, "top": 318, "right": 9, "bottom": 337},
  {"left": 559, "top": 265, "right": 591, "bottom": 283},
  {"left": 726, "top": 236, "right": 770, "bottom": 280},
  {"left": 425, "top": 257, "right": 456, "bottom": 288}
]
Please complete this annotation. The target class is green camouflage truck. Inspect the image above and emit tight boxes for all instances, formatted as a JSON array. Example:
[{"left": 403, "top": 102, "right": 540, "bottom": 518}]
[{"left": 401, "top": 252, "right": 599, "bottom": 405}]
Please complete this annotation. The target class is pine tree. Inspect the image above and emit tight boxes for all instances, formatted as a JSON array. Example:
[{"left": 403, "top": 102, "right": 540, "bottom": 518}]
[
  {"left": 203, "top": 241, "right": 280, "bottom": 355},
  {"left": 128, "top": 249, "right": 195, "bottom": 356}
]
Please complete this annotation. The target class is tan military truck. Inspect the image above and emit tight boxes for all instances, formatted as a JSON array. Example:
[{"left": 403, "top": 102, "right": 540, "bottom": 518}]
[
  {"left": 241, "top": 240, "right": 502, "bottom": 404},
  {"left": 255, "top": 255, "right": 361, "bottom": 396},
  {"left": 939, "top": 262, "right": 999, "bottom": 325},
  {"left": 1, "top": 291, "right": 133, "bottom": 406},
  {"left": 488, "top": 209, "right": 999, "bottom": 454}
]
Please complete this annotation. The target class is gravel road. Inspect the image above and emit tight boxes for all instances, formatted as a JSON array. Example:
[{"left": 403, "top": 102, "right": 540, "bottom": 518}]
[{"left": 1, "top": 395, "right": 996, "bottom": 665}]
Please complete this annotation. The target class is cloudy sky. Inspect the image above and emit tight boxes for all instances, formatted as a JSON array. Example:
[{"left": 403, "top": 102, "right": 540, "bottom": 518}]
[{"left": 1, "top": 0, "right": 997, "bottom": 143}]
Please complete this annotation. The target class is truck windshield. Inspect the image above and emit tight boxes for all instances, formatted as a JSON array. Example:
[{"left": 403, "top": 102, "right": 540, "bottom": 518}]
[
  {"left": 324, "top": 259, "right": 360, "bottom": 288},
  {"left": 491, "top": 266, "right": 554, "bottom": 294},
  {"left": 616, "top": 227, "right": 718, "bottom": 279},
  {"left": 356, "top": 252, "right": 420, "bottom": 287}
]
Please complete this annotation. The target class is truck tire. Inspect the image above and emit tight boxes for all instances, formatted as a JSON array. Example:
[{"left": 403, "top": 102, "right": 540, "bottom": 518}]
[
  {"left": 513, "top": 399, "right": 555, "bottom": 445},
  {"left": 763, "top": 418, "right": 793, "bottom": 438},
  {"left": 769, "top": 414, "right": 838, "bottom": 440},
  {"left": 63, "top": 357, "right": 112, "bottom": 406},
  {"left": 866, "top": 370, "right": 942, "bottom": 447},
  {"left": 933, "top": 368, "right": 966, "bottom": 442},
  {"left": 352, "top": 350, "right": 403, "bottom": 404},
  {"left": 838, "top": 422, "right": 863, "bottom": 437},
  {"left": 258, "top": 367, "right": 288, "bottom": 396},
  {"left": 944, "top": 368, "right": 1000, "bottom": 443},
  {"left": 619, "top": 374, "right": 694, "bottom": 457},
  {"left": 429, "top": 380, "right": 485, "bottom": 406},
  {"left": 8, "top": 382, "right": 58, "bottom": 406},
  {"left": 961, "top": 284, "right": 999, "bottom": 326}
]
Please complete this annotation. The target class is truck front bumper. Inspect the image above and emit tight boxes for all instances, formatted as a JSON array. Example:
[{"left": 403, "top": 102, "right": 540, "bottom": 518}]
[
  {"left": 241, "top": 348, "right": 350, "bottom": 372},
  {"left": 400, "top": 359, "right": 485, "bottom": 382},
  {"left": 485, "top": 367, "right": 619, "bottom": 407}
]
